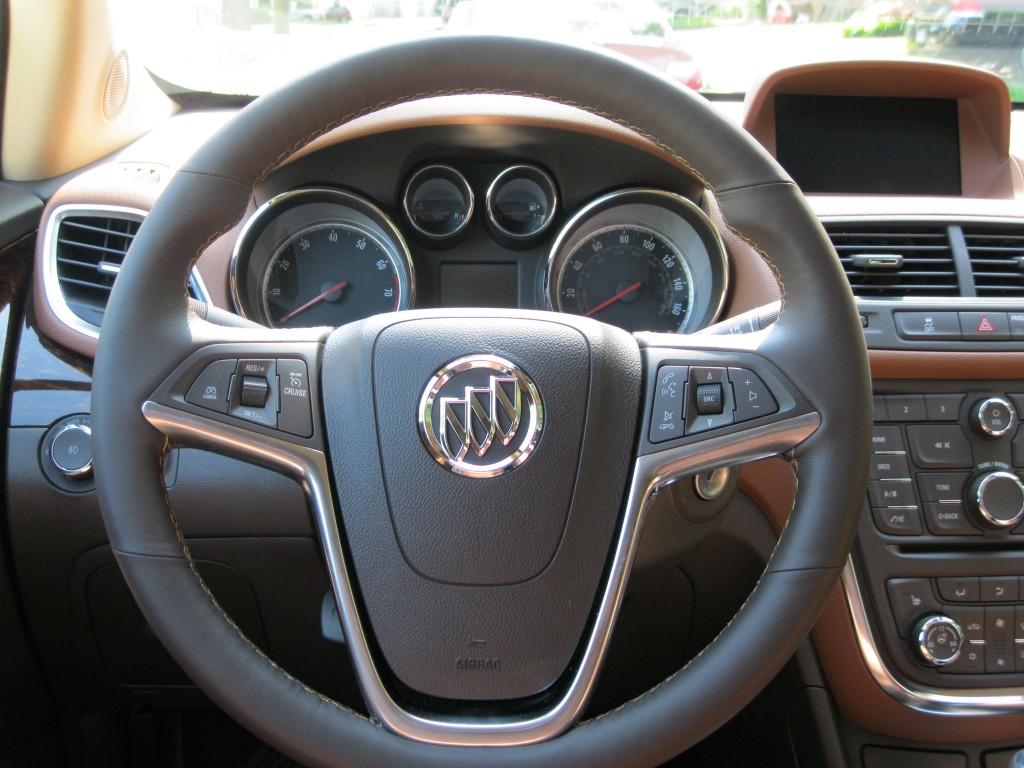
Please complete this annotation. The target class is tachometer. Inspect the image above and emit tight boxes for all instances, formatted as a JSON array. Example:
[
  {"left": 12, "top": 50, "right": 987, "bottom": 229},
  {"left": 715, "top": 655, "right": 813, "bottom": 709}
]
[
  {"left": 231, "top": 188, "right": 414, "bottom": 328},
  {"left": 547, "top": 190, "right": 727, "bottom": 334},
  {"left": 262, "top": 222, "right": 402, "bottom": 328}
]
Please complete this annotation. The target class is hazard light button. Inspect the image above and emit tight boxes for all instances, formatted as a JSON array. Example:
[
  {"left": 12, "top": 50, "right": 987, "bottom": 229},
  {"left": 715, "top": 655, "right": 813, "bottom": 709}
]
[
  {"left": 960, "top": 311, "right": 1010, "bottom": 341},
  {"left": 729, "top": 368, "right": 778, "bottom": 422}
]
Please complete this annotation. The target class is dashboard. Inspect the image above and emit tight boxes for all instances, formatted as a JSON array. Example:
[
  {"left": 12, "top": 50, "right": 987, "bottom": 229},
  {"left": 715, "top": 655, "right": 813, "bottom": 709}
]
[{"left": 7, "top": 56, "right": 1024, "bottom": 767}]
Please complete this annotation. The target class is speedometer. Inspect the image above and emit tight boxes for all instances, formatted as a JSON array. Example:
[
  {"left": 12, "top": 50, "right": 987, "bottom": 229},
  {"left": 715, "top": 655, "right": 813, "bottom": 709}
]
[
  {"left": 547, "top": 189, "right": 727, "bottom": 334},
  {"left": 556, "top": 224, "right": 693, "bottom": 333}
]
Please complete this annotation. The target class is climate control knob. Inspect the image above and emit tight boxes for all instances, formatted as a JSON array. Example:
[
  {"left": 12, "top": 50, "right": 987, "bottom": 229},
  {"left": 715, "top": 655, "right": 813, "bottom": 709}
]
[
  {"left": 971, "top": 396, "right": 1016, "bottom": 439},
  {"left": 966, "top": 471, "right": 1024, "bottom": 529},
  {"left": 911, "top": 614, "right": 963, "bottom": 667}
]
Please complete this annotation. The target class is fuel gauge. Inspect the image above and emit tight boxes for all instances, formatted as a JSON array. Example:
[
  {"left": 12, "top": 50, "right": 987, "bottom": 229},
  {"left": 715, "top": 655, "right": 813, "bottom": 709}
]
[
  {"left": 403, "top": 165, "right": 474, "bottom": 239},
  {"left": 486, "top": 165, "right": 557, "bottom": 239}
]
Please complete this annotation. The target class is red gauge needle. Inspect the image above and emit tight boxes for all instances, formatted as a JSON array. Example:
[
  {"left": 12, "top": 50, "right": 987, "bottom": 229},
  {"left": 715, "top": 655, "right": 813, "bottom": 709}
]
[
  {"left": 583, "top": 281, "right": 642, "bottom": 318},
  {"left": 277, "top": 280, "right": 348, "bottom": 324}
]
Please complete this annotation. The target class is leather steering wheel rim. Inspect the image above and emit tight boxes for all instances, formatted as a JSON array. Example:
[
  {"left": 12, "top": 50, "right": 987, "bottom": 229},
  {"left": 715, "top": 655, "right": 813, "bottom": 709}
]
[{"left": 92, "top": 36, "right": 872, "bottom": 768}]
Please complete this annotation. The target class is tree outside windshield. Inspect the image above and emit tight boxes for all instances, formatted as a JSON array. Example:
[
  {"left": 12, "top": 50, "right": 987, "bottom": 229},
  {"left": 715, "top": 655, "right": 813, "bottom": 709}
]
[{"left": 115, "top": 0, "right": 1024, "bottom": 99}]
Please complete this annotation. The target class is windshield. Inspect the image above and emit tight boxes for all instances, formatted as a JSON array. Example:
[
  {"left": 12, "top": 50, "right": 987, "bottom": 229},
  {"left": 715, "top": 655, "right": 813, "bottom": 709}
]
[{"left": 113, "top": 0, "right": 1024, "bottom": 99}]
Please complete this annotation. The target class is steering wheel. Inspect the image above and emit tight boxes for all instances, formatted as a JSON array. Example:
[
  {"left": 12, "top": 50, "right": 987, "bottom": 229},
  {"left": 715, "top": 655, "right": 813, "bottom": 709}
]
[{"left": 92, "top": 36, "right": 871, "bottom": 768}]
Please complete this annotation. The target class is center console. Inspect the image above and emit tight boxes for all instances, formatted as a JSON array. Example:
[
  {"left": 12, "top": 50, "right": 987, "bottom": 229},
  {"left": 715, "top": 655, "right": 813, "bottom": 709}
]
[{"left": 853, "top": 383, "right": 1024, "bottom": 703}]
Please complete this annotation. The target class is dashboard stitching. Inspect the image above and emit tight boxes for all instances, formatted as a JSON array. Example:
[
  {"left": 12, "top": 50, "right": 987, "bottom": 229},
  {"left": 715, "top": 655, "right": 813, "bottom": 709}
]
[
  {"left": 181, "top": 89, "right": 788, "bottom": 329},
  {"left": 154, "top": 440, "right": 369, "bottom": 721}
]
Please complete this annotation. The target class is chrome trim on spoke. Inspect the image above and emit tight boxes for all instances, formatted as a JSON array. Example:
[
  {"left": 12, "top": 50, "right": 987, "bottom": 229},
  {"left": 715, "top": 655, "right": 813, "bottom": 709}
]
[
  {"left": 142, "top": 400, "right": 819, "bottom": 746},
  {"left": 842, "top": 559, "right": 1024, "bottom": 714}
]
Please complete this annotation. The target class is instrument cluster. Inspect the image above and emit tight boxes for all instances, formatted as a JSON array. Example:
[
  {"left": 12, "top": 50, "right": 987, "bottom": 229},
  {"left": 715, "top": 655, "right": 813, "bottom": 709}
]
[{"left": 230, "top": 163, "right": 728, "bottom": 334}]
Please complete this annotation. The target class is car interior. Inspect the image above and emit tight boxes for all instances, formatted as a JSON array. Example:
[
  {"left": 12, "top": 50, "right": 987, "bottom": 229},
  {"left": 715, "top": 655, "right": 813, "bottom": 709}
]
[{"left": 3, "top": 2, "right": 1024, "bottom": 767}]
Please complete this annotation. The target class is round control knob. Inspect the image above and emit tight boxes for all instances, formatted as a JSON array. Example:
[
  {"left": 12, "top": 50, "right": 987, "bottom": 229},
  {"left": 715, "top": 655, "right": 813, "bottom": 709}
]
[
  {"left": 49, "top": 423, "right": 93, "bottom": 480},
  {"left": 971, "top": 396, "right": 1016, "bottom": 439},
  {"left": 966, "top": 471, "right": 1024, "bottom": 529},
  {"left": 911, "top": 614, "right": 963, "bottom": 667}
]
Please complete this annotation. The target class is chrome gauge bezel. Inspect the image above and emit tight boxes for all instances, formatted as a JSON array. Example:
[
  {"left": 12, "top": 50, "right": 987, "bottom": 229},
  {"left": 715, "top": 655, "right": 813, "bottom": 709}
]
[
  {"left": 485, "top": 164, "right": 558, "bottom": 240},
  {"left": 402, "top": 165, "right": 475, "bottom": 240},
  {"left": 544, "top": 189, "right": 728, "bottom": 334},
  {"left": 230, "top": 188, "right": 415, "bottom": 328}
]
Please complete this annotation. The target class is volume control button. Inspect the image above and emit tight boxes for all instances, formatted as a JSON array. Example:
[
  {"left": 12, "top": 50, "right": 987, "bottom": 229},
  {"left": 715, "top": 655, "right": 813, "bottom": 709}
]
[{"left": 971, "top": 397, "right": 1016, "bottom": 439}]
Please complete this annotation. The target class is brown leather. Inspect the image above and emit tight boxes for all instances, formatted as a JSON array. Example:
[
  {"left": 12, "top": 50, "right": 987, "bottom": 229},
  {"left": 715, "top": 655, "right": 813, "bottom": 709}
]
[
  {"left": 702, "top": 190, "right": 782, "bottom": 318},
  {"left": 870, "top": 349, "right": 1024, "bottom": 379},
  {"left": 812, "top": 585, "right": 1024, "bottom": 742},
  {"left": 743, "top": 60, "right": 1014, "bottom": 199}
]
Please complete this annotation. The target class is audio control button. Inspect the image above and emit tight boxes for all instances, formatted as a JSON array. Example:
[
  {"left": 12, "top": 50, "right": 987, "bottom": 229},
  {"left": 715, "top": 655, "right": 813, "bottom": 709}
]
[
  {"left": 907, "top": 425, "right": 973, "bottom": 468},
  {"left": 923, "top": 502, "right": 981, "bottom": 536},
  {"left": 971, "top": 397, "right": 1016, "bottom": 439}
]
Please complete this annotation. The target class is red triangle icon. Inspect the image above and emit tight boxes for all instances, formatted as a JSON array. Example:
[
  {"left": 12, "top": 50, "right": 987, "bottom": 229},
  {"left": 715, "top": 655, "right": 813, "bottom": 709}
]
[{"left": 977, "top": 316, "right": 996, "bottom": 333}]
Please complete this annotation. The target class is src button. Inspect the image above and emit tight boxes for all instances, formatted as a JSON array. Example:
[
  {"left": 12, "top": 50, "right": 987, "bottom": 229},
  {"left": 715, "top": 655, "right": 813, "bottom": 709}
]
[{"left": 695, "top": 383, "right": 723, "bottom": 415}]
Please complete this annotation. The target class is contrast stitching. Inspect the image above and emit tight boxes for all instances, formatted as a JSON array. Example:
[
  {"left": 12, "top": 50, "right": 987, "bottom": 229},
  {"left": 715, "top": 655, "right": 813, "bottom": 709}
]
[
  {"left": 169, "top": 83, "right": 792, "bottom": 720},
  {"left": 183, "top": 87, "right": 786, "bottom": 307},
  {"left": 156, "top": 442, "right": 369, "bottom": 721}
]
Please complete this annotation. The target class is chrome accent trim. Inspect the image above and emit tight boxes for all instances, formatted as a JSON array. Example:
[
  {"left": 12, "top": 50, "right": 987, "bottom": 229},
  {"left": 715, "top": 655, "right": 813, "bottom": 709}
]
[
  {"left": 229, "top": 188, "right": 415, "bottom": 326},
  {"left": 418, "top": 355, "right": 543, "bottom": 478},
  {"left": 42, "top": 203, "right": 211, "bottom": 340},
  {"left": 974, "top": 397, "right": 1016, "bottom": 439},
  {"left": 973, "top": 471, "right": 1024, "bottom": 528},
  {"left": 49, "top": 422, "right": 93, "bottom": 479},
  {"left": 141, "top": 400, "right": 818, "bottom": 746},
  {"left": 485, "top": 165, "right": 557, "bottom": 239},
  {"left": 544, "top": 188, "right": 729, "bottom": 333},
  {"left": 402, "top": 165, "right": 474, "bottom": 239},
  {"left": 843, "top": 559, "right": 1024, "bottom": 714},
  {"left": 913, "top": 615, "right": 963, "bottom": 667}
]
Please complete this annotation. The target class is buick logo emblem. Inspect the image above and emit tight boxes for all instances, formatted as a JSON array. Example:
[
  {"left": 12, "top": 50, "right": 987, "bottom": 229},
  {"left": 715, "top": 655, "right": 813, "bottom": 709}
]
[{"left": 419, "top": 355, "right": 543, "bottom": 478}]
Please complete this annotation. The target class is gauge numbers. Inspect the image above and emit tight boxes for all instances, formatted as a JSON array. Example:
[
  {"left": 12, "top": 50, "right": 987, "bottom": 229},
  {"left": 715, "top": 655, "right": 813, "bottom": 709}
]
[
  {"left": 557, "top": 225, "right": 693, "bottom": 333},
  {"left": 264, "top": 223, "right": 401, "bottom": 328}
]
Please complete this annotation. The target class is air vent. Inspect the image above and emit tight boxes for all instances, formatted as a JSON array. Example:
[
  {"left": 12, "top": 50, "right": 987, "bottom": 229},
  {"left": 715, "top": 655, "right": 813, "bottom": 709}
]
[
  {"left": 46, "top": 205, "right": 209, "bottom": 337},
  {"left": 826, "top": 224, "right": 959, "bottom": 298},
  {"left": 54, "top": 213, "right": 141, "bottom": 327},
  {"left": 963, "top": 226, "right": 1024, "bottom": 297}
]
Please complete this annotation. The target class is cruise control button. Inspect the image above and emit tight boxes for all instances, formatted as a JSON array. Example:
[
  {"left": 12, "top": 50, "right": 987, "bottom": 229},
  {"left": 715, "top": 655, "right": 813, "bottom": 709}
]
[
  {"left": 961, "top": 311, "right": 1010, "bottom": 341},
  {"left": 185, "top": 359, "right": 236, "bottom": 415},
  {"left": 925, "top": 394, "right": 965, "bottom": 421},
  {"left": 917, "top": 472, "right": 969, "bottom": 502},
  {"left": 887, "top": 578, "right": 939, "bottom": 636},
  {"left": 278, "top": 359, "right": 314, "bottom": 438},
  {"left": 239, "top": 376, "right": 270, "bottom": 408},
  {"left": 936, "top": 577, "right": 979, "bottom": 602},
  {"left": 871, "top": 425, "right": 906, "bottom": 453},
  {"left": 906, "top": 425, "right": 973, "bottom": 468},
  {"left": 870, "top": 454, "right": 910, "bottom": 480},
  {"left": 923, "top": 502, "right": 981, "bottom": 536},
  {"left": 872, "top": 507, "right": 922, "bottom": 536},
  {"left": 230, "top": 360, "right": 278, "bottom": 429},
  {"left": 894, "top": 311, "right": 961, "bottom": 340},
  {"left": 868, "top": 480, "right": 916, "bottom": 507},
  {"left": 649, "top": 365, "right": 686, "bottom": 443},
  {"left": 728, "top": 368, "right": 777, "bottom": 422}
]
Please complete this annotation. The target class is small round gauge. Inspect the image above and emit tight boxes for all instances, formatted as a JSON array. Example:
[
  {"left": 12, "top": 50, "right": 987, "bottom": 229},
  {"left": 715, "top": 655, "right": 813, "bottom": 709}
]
[
  {"left": 403, "top": 165, "right": 474, "bottom": 238},
  {"left": 231, "top": 188, "right": 415, "bottom": 328},
  {"left": 486, "top": 165, "right": 557, "bottom": 239},
  {"left": 547, "top": 189, "right": 727, "bottom": 334},
  {"left": 263, "top": 223, "right": 402, "bottom": 328}
]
